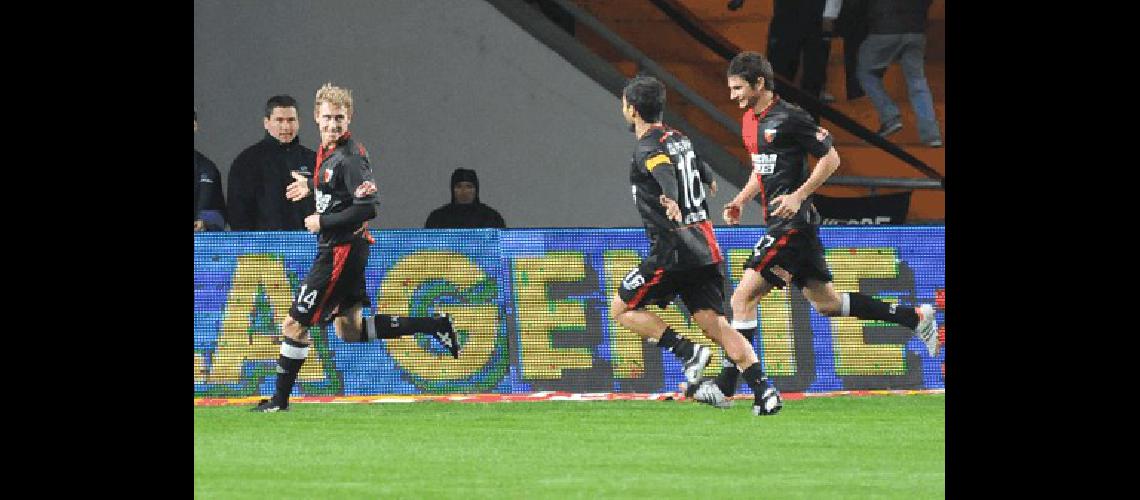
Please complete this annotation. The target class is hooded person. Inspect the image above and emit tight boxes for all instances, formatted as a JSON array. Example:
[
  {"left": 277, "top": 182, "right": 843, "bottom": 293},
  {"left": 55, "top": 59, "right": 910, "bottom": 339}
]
[{"left": 424, "top": 168, "right": 507, "bottom": 229}]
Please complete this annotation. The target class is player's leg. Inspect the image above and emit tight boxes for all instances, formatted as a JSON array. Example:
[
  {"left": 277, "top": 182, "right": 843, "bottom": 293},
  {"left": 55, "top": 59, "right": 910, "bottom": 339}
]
[
  {"left": 355, "top": 311, "right": 459, "bottom": 358},
  {"left": 715, "top": 268, "right": 775, "bottom": 396},
  {"left": 251, "top": 293, "right": 316, "bottom": 414},
  {"left": 712, "top": 234, "right": 790, "bottom": 397},
  {"left": 251, "top": 244, "right": 338, "bottom": 413},
  {"left": 802, "top": 279, "right": 939, "bottom": 356},
  {"left": 332, "top": 241, "right": 460, "bottom": 357},
  {"left": 680, "top": 265, "right": 781, "bottom": 414},
  {"left": 690, "top": 309, "right": 781, "bottom": 415},
  {"left": 611, "top": 265, "right": 710, "bottom": 383}
]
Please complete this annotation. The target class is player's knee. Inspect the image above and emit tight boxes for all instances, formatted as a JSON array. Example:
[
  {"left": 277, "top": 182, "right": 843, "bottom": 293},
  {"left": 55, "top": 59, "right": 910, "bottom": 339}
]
[
  {"left": 333, "top": 317, "right": 361, "bottom": 342},
  {"left": 730, "top": 290, "right": 752, "bottom": 315},
  {"left": 281, "top": 316, "right": 308, "bottom": 341}
]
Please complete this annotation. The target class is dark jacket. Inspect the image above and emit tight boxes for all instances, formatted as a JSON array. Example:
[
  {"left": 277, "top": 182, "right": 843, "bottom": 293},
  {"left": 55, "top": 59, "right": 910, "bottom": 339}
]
[
  {"left": 424, "top": 168, "right": 506, "bottom": 229},
  {"left": 226, "top": 133, "right": 317, "bottom": 231},
  {"left": 867, "top": 0, "right": 931, "bottom": 34},
  {"left": 194, "top": 150, "right": 226, "bottom": 230}
]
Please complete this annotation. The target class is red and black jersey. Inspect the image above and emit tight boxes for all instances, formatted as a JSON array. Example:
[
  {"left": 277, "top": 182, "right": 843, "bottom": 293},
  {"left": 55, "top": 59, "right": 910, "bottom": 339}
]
[
  {"left": 313, "top": 133, "right": 379, "bottom": 246},
  {"left": 741, "top": 95, "right": 833, "bottom": 232},
  {"left": 629, "top": 126, "right": 722, "bottom": 270}
]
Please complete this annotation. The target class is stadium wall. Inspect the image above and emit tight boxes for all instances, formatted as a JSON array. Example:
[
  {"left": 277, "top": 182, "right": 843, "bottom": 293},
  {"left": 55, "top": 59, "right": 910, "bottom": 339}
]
[
  {"left": 194, "top": 0, "right": 744, "bottom": 229},
  {"left": 194, "top": 227, "right": 945, "bottom": 397}
]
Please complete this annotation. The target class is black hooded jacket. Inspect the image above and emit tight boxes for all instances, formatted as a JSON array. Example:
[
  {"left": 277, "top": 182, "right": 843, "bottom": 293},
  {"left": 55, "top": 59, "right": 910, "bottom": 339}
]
[
  {"left": 226, "top": 132, "right": 317, "bottom": 231},
  {"left": 424, "top": 168, "right": 506, "bottom": 229}
]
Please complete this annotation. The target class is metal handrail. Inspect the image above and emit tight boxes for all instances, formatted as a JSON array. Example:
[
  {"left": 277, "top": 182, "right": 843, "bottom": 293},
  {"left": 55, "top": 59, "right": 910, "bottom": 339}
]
[{"left": 545, "top": 0, "right": 943, "bottom": 191}]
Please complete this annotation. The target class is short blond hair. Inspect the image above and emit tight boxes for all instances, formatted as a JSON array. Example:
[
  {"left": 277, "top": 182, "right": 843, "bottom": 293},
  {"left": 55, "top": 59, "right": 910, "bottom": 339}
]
[{"left": 314, "top": 82, "right": 353, "bottom": 116}]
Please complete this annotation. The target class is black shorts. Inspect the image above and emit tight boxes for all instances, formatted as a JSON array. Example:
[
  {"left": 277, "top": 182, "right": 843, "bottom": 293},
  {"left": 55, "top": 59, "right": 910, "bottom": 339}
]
[
  {"left": 289, "top": 238, "right": 371, "bottom": 326},
  {"left": 743, "top": 227, "right": 833, "bottom": 289},
  {"left": 618, "top": 261, "right": 726, "bottom": 316}
]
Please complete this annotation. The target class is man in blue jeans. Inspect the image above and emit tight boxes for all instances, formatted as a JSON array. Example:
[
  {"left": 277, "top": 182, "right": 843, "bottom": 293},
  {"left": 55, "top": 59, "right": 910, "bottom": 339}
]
[{"left": 856, "top": 0, "right": 942, "bottom": 147}]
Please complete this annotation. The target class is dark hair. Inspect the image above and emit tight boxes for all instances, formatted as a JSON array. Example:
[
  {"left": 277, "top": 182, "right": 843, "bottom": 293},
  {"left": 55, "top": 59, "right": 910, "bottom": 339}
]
[
  {"left": 264, "top": 95, "right": 298, "bottom": 117},
  {"left": 622, "top": 75, "right": 666, "bottom": 123},
  {"left": 727, "top": 51, "right": 774, "bottom": 90}
]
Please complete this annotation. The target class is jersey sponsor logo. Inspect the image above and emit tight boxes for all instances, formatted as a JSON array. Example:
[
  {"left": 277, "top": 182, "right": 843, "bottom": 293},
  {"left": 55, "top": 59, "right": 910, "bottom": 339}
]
[
  {"left": 751, "top": 153, "right": 777, "bottom": 175},
  {"left": 354, "top": 180, "right": 377, "bottom": 198},
  {"left": 816, "top": 127, "right": 830, "bottom": 142},
  {"left": 645, "top": 154, "right": 671, "bottom": 172},
  {"left": 622, "top": 268, "right": 645, "bottom": 291},
  {"left": 315, "top": 189, "right": 332, "bottom": 213},
  {"left": 764, "top": 129, "right": 777, "bottom": 143}
]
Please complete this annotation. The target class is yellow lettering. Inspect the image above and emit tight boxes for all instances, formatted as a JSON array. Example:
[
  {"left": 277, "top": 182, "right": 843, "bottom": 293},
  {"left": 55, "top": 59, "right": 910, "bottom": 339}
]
[
  {"left": 825, "top": 248, "right": 906, "bottom": 375},
  {"left": 209, "top": 254, "right": 325, "bottom": 383},
  {"left": 512, "top": 252, "right": 593, "bottom": 380},
  {"left": 375, "top": 251, "right": 498, "bottom": 381}
]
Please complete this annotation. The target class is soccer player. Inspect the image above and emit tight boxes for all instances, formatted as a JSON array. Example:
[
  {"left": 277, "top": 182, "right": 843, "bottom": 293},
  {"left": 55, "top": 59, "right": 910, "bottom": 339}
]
[
  {"left": 610, "top": 75, "right": 783, "bottom": 416},
  {"left": 252, "top": 83, "right": 460, "bottom": 412},
  {"left": 686, "top": 52, "right": 939, "bottom": 407}
]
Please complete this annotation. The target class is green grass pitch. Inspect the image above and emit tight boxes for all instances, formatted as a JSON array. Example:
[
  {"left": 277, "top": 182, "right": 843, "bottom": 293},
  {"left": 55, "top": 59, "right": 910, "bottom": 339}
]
[{"left": 194, "top": 394, "right": 944, "bottom": 498}]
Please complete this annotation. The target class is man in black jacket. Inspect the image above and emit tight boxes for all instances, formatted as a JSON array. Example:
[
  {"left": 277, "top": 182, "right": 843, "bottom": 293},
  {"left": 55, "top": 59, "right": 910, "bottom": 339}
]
[
  {"left": 226, "top": 95, "right": 317, "bottom": 230},
  {"left": 424, "top": 168, "right": 507, "bottom": 229},
  {"left": 194, "top": 110, "right": 226, "bottom": 231}
]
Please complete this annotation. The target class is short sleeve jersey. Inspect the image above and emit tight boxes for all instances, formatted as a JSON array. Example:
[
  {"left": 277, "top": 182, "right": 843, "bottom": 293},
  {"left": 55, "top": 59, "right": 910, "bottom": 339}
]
[
  {"left": 630, "top": 126, "right": 721, "bottom": 269},
  {"left": 742, "top": 96, "right": 833, "bottom": 232}
]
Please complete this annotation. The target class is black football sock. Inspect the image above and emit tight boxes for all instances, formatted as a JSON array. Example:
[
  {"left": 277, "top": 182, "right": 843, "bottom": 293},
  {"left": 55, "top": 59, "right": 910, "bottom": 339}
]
[
  {"left": 843, "top": 293, "right": 919, "bottom": 328},
  {"left": 714, "top": 319, "right": 758, "bottom": 396},
  {"left": 365, "top": 314, "right": 445, "bottom": 340},
  {"left": 272, "top": 337, "right": 310, "bottom": 406},
  {"left": 740, "top": 363, "right": 771, "bottom": 403},
  {"left": 657, "top": 327, "right": 696, "bottom": 362}
]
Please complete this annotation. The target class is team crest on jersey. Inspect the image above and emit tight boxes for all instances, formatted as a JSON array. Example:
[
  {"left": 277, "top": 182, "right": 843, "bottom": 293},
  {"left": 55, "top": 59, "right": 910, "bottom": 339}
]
[
  {"left": 324, "top": 167, "right": 335, "bottom": 183},
  {"left": 752, "top": 153, "right": 777, "bottom": 175},
  {"left": 354, "top": 180, "right": 377, "bottom": 198},
  {"left": 764, "top": 129, "right": 777, "bottom": 143},
  {"left": 816, "top": 127, "right": 830, "bottom": 141}
]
